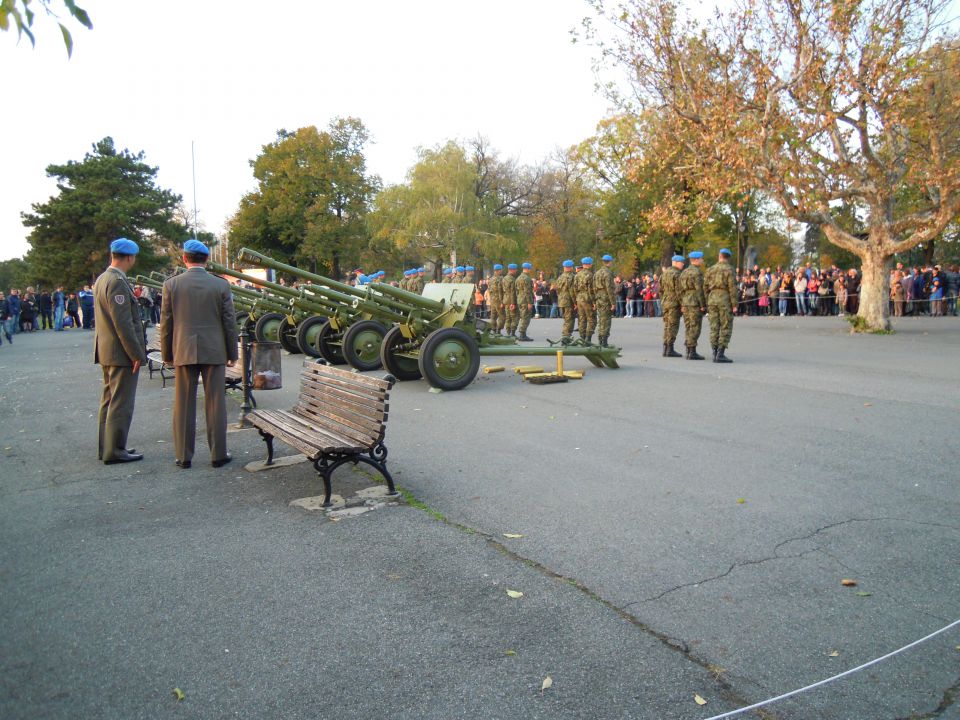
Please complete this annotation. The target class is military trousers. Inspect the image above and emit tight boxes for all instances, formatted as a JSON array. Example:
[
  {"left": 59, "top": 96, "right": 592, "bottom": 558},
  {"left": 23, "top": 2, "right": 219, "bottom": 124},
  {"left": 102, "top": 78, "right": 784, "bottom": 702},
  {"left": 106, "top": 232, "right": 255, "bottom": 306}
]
[
  {"left": 560, "top": 306, "right": 575, "bottom": 338},
  {"left": 489, "top": 303, "right": 504, "bottom": 331},
  {"left": 505, "top": 307, "right": 518, "bottom": 334},
  {"left": 708, "top": 304, "right": 734, "bottom": 348},
  {"left": 596, "top": 305, "right": 612, "bottom": 339},
  {"left": 517, "top": 304, "right": 532, "bottom": 335},
  {"left": 681, "top": 305, "right": 703, "bottom": 348},
  {"left": 173, "top": 364, "right": 228, "bottom": 464},
  {"left": 99, "top": 365, "right": 139, "bottom": 462},
  {"left": 662, "top": 305, "right": 681, "bottom": 344},
  {"left": 576, "top": 302, "right": 596, "bottom": 339}
]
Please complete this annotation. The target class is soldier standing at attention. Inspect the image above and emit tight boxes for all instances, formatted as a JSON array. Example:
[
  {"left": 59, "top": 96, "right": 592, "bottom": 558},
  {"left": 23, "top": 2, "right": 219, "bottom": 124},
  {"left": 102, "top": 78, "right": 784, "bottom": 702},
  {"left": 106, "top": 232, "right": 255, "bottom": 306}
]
[
  {"left": 593, "top": 254, "right": 617, "bottom": 347},
  {"left": 705, "top": 248, "right": 737, "bottom": 363},
  {"left": 464, "top": 265, "right": 476, "bottom": 289},
  {"left": 555, "top": 260, "right": 576, "bottom": 344},
  {"left": 501, "top": 263, "right": 519, "bottom": 337},
  {"left": 574, "top": 257, "right": 596, "bottom": 343},
  {"left": 680, "top": 251, "right": 707, "bottom": 359},
  {"left": 400, "top": 270, "right": 411, "bottom": 290},
  {"left": 453, "top": 265, "right": 466, "bottom": 283},
  {"left": 414, "top": 267, "right": 426, "bottom": 293},
  {"left": 93, "top": 238, "right": 147, "bottom": 465},
  {"left": 515, "top": 262, "right": 535, "bottom": 341},
  {"left": 488, "top": 264, "right": 504, "bottom": 333},
  {"left": 660, "top": 255, "right": 685, "bottom": 357},
  {"left": 160, "top": 239, "right": 239, "bottom": 469},
  {"left": 440, "top": 268, "right": 451, "bottom": 283}
]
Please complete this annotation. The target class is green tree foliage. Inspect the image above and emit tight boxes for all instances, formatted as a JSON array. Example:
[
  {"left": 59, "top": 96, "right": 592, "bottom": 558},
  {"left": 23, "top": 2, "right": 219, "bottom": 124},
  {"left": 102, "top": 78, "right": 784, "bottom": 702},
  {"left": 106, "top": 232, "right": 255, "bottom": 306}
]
[
  {"left": 0, "top": 0, "right": 92, "bottom": 56},
  {"left": 22, "top": 137, "right": 185, "bottom": 289},
  {"left": 228, "top": 119, "right": 379, "bottom": 279},
  {"left": 0, "top": 258, "right": 31, "bottom": 292}
]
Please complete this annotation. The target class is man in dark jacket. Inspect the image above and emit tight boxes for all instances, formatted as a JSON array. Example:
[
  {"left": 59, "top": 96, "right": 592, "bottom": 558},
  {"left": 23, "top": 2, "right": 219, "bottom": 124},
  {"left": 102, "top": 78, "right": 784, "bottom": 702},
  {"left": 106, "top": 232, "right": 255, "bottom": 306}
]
[
  {"left": 0, "top": 291, "right": 11, "bottom": 344},
  {"left": 38, "top": 289, "right": 53, "bottom": 330}
]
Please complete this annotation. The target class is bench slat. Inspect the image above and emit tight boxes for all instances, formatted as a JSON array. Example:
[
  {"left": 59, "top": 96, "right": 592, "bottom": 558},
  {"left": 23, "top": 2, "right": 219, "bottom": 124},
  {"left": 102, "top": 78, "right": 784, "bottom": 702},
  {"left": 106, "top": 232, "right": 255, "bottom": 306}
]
[
  {"left": 279, "top": 409, "right": 374, "bottom": 450},
  {"left": 251, "top": 410, "right": 363, "bottom": 454},
  {"left": 300, "top": 375, "right": 388, "bottom": 407},
  {"left": 248, "top": 412, "right": 329, "bottom": 458},
  {"left": 298, "top": 380, "right": 387, "bottom": 419},
  {"left": 303, "top": 363, "right": 393, "bottom": 391},
  {"left": 293, "top": 399, "right": 383, "bottom": 444}
]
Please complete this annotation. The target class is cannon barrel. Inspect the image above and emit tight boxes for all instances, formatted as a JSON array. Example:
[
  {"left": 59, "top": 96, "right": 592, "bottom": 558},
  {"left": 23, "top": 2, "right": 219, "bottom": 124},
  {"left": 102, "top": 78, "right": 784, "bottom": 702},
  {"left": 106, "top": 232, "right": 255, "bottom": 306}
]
[
  {"left": 135, "top": 275, "right": 163, "bottom": 290},
  {"left": 367, "top": 281, "right": 446, "bottom": 313},
  {"left": 208, "top": 262, "right": 345, "bottom": 317}
]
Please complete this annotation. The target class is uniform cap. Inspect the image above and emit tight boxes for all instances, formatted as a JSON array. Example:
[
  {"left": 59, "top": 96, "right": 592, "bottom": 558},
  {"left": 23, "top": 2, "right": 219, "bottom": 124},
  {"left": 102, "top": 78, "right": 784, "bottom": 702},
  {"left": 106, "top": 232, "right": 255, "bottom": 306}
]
[
  {"left": 357, "top": 274, "right": 369, "bottom": 284},
  {"left": 418, "top": 267, "right": 425, "bottom": 272},
  {"left": 521, "top": 262, "right": 532, "bottom": 269},
  {"left": 110, "top": 238, "right": 139, "bottom": 255},
  {"left": 562, "top": 259, "right": 574, "bottom": 268},
  {"left": 403, "top": 269, "right": 412, "bottom": 276},
  {"left": 493, "top": 263, "right": 503, "bottom": 271},
  {"left": 377, "top": 270, "right": 385, "bottom": 277},
  {"left": 672, "top": 255, "right": 685, "bottom": 262},
  {"left": 465, "top": 265, "right": 475, "bottom": 272},
  {"left": 442, "top": 268, "right": 452, "bottom": 275},
  {"left": 601, "top": 254, "right": 613, "bottom": 262},
  {"left": 581, "top": 257, "right": 593, "bottom": 265},
  {"left": 455, "top": 266, "right": 465, "bottom": 273},
  {"left": 183, "top": 238, "right": 209, "bottom": 255},
  {"left": 689, "top": 251, "right": 704, "bottom": 259},
  {"left": 507, "top": 263, "right": 518, "bottom": 270},
  {"left": 719, "top": 248, "right": 732, "bottom": 256}
]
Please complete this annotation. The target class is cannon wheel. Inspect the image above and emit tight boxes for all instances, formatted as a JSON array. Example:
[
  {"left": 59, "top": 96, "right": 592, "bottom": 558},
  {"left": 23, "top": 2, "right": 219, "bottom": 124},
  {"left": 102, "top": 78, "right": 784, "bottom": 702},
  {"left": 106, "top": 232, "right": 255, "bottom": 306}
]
[
  {"left": 254, "top": 312, "right": 285, "bottom": 343},
  {"left": 277, "top": 316, "right": 302, "bottom": 355},
  {"left": 295, "top": 316, "right": 326, "bottom": 358},
  {"left": 418, "top": 327, "right": 480, "bottom": 391},
  {"left": 315, "top": 320, "right": 346, "bottom": 366},
  {"left": 342, "top": 320, "right": 386, "bottom": 372},
  {"left": 235, "top": 311, "right": 249, "bottom": 333},
  {"left": 379, "top": 325, "right": 422, "bottom": 381}
]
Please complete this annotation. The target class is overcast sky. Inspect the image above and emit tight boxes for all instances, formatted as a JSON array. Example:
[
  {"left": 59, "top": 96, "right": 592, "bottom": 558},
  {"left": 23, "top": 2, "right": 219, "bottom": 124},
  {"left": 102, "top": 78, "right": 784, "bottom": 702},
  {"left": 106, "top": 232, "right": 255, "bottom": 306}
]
[{"left": 1, "top": 0, "right": 616, "bottom": 261}]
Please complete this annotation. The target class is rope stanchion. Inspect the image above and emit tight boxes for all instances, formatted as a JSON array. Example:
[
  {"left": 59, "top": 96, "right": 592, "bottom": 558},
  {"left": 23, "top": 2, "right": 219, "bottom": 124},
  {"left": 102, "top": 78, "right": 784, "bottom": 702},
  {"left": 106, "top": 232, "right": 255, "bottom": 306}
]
[{"left": 701, "top": 618, "right": 960, "bottom": 720}]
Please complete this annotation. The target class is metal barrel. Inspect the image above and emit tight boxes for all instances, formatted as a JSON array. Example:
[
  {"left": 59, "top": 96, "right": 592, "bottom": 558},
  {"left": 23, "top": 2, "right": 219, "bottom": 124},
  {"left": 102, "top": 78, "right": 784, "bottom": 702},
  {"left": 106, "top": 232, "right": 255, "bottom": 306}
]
[
  {"left": 300, "top": 282, "right": 408, "bottom": 324},
  {"left": 208, "top": 262, "right": 344, "bottom": 318},
  {"left": 135, "top": 275, "right": 163, "bottom": 290},
  {"left": 367, "top": 281, "right": 445, "bottom": 313}
]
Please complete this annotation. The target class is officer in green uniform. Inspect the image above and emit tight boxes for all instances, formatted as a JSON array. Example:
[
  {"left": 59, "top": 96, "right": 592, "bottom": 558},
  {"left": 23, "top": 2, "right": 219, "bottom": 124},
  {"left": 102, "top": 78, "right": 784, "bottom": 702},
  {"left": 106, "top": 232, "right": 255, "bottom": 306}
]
[
  {"left": 488, "top": 264, "right": 504, "bottom": 332},
  {"left": 680, "top": 250, "right": 707, "bottom": 359},
  {"left": 593, "top": 254, "right": 617, "bottom": 347},
  {"left": 574, "top": 257, "right": 596, "bottom": 343},
  {"left": 515, "top": 262, "right": 535, "bottom": 341},
  {"left": 555, "top": 260, "right": 576, "bottom": 343},
  {"left": 661, "top": 255, "right": 685, "bottom": 357},
  {"left": 453, "top": 265, "right": 466, "bottom": 283},
  {"left": 413, "top": 267, "right": 425, "bottom": 293},
  {"left": 501, "top": 263, "right": 519, "bottom": 337},
  {"left": 93, "top": 238, "right": 147, "bottom": 464},
  {"left": 441, "top": 268, "right": 453, "bottom": 283},
  {"left": 705, "top": 248, "right": 737, "bottom": 363}
]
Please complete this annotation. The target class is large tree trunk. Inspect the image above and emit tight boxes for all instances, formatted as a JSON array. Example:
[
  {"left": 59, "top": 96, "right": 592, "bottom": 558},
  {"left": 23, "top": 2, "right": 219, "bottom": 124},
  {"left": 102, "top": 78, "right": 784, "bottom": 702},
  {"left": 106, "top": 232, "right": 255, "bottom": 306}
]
[{"left": 856, "top": 247, "right": 891, "bottom": 331}]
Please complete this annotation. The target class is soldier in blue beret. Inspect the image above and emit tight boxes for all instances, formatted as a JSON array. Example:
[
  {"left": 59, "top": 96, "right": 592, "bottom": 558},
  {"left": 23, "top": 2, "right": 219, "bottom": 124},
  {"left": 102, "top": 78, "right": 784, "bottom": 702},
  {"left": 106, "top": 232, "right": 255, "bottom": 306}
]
[
  {"left": 705, "top": 248, "right": 736, "bottom": 362},
  {"left": 661, "top": 254, "right": 686, "bottom": 356},
  {"left": 555, "top": 260, "right": 576, "bottom": 342},
  {"left": 441, "top": 267, "right": 453, "bottom": 283},
  {"left": 515, "top": 262, "right": 535, "bottom": 340},
  {"left": 594, "top": 254, "right": 616, "bottom": 346},
  {"left": 679, "top": 251, "right": 707, "bottom": 359},
  {"left": 575, "top": 258, "right": 596, "bottom": 342},
  {"left": 602, "top": 254, "right": 613, "bottom": 262},
  {"left": 502, "top": 263, "right": 519, "bottom": 336},
  {"left": 93, "top": 238, "right": 147, "bottom": 464},
  {"left": 488, "top": 264, "right": 505, "bottom": 332}
]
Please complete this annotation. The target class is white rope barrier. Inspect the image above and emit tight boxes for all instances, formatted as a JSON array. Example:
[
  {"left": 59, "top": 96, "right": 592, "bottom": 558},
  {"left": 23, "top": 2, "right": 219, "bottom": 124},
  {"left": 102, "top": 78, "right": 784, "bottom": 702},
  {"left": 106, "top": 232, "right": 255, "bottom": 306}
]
[{"left": 702, "top": 617, "right": 960, "bottom": 720}]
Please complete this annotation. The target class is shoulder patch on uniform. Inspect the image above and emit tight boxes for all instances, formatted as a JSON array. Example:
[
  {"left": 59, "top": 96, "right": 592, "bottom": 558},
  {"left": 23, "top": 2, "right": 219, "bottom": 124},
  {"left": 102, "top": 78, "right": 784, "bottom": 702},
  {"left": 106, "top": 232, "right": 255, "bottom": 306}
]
[{"left": 114, "top": 294, "right": 126, "bottom": 305}]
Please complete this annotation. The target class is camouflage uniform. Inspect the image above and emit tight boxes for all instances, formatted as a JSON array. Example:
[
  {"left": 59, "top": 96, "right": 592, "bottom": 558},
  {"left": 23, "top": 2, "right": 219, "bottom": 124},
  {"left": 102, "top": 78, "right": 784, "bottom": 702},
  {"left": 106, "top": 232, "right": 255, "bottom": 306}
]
[
  {"left": 555, "top": 271, "right": 575, "bottom": 339},
  {"left": 501, "top": 272, "right": 518, "bottom": 336},
  {"left": 574, "top": 267, "right": 596, "bottom": 341},
  {"left": 488, "top": 274, "right": 504, "bottom": 331},
  {"left": 705, "top": 261, "right": 736, "bottom": 355},
  {"left": 441, "top": 272, "right": 452, "bottom": 284},
  {"left": 515, "top": 272, "right": 534, "bottom": 338},
  {"left": 412, "top": 275, "right": 425, "bottom": 294},
  {"left": 680, "top": 264, "right": 706, "bottom": 351},
  {"left": 593, "top": 265, "right": 616, "bottom": 344},
  {"left": 660, "top": 266, "right": 682, "bottom": 347}
]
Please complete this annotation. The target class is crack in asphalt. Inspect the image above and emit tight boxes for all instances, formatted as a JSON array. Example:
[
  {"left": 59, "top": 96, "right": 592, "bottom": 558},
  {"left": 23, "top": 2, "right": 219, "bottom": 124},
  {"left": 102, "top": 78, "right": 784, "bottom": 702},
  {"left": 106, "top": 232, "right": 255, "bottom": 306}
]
[{"left": 894, "top": 673, "right": 960, "bottom": 719}]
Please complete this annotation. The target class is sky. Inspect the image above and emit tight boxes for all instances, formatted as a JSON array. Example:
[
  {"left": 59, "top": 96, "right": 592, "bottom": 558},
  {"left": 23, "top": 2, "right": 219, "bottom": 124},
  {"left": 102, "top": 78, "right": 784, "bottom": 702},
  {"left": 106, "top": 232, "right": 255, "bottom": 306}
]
[{"left": 1, "top": 0, "right": 616, "bottom": 261}]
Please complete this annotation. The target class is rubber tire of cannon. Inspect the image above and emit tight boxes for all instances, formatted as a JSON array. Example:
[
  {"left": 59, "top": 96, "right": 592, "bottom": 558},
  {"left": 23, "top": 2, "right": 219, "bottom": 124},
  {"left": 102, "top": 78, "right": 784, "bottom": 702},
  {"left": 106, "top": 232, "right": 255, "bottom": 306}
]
[
  {"left": 379, "top": 325, "right": 422, "bottom": 381},
  {"left": 254, "top": 312, "right": 286, "bottom": 343},
  {"left": 277, "top": 316, "right": 302, "bottom": 355},
  {"left": 315, "top": 320, "right": 347, "bottom": 366},
  {"left": 417, "top": 327, "right": 480, "bottom": 391},
  {"left": 295, "top": 316, "right": 326, "bottom": 358},
  {"left": 235, "top": 312, "right": 249, "bottom": 333},
  {"left": 342, "top": 320, "right": 387, "bottom": 372}
]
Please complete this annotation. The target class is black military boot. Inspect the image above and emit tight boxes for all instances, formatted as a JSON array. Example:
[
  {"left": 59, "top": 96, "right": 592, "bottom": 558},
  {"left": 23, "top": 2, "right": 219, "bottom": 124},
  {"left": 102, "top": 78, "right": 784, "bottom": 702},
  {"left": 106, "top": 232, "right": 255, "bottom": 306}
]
[
  {"left": 667, "top": 343, "right": 681, "bottom": 358},
  {"left": 599, "top": 336, "right": 608, "bottom": 347},
  {"left": 518, "top": 333, "right": 534, "bottom": 342},
  {"left": 711, "top": 346, "right": 718, "bottom": 362},
  {"left": 716, "top": 347, "right": 733, "bottom": 363},
  {"left": 687, "top": 346, "right": 705, "bottom": 360},
  {"left": 662, "top": 343, "right": 669, "bottom": 357}
]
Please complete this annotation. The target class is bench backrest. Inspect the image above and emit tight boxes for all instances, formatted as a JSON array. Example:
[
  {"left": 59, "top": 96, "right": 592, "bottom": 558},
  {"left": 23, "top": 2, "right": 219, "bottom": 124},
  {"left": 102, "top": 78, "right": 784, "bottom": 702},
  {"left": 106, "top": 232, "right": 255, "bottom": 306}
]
[{"left": 293, "top": 362, "right": 395, "bottom": 450}]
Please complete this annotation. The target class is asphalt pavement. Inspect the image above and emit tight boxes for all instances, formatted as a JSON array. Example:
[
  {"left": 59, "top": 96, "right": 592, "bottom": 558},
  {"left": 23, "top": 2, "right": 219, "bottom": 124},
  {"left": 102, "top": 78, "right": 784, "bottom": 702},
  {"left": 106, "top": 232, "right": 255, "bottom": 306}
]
[{"left": 0, "top": 314, "right": 957, "bottom": 720}]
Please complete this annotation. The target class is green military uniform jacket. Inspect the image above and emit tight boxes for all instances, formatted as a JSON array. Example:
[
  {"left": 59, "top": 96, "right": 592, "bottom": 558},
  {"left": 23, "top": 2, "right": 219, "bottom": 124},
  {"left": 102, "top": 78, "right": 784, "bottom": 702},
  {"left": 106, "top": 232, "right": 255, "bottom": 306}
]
[
  {"left": 160, "top": 267, "right": 238, "bottom": 365},
  {"left": 679, "top": 265, "right": 706, "bottom": 308},
  {"left": 515, "top": 273, "right": 534, "bottom": 305},
  {"left": 501, "top": 273, "right": 517, "bottom": 306},
  {"left": 554, "top": 272, "right": 574, "bottom": 308},
  {"left": 593, "top": 266, "right": 616, "bottom": 308},
  {"left": 574, "top": 268, "right": 594, "bottom": 304},
  {"left": 704, "top": 262, "right": 737, "bottom": 310},
  {"left": 488, "top": 275, "right": 502, "bottom": 303},
  {"left": 660, "top": 266, "right": 682, "bottom": 309},
  {"left": 93, "top": 266, "right": 147, "bottom": 367}
]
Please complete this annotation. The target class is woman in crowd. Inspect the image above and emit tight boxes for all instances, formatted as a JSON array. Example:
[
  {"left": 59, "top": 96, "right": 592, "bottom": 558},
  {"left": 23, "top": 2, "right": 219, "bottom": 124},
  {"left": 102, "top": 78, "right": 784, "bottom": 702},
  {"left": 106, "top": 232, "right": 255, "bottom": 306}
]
[
  {"left": 20, "top": 288, "right": 37, "bottom": 331},
  {"left": 624, "top": 279, "right": 636, "bottom": 317},
  {"left": 778, "top": 272, "right": 794, "bottom": 316},
  {"left": 806, "top": 272, "right": 820, "bottom": 315},
  {"left": 643, "top": 274, "right": 659, "bottom": 317},
  {"left": 794, "top": 270, "right": 808, "bottom": 316},
  {"left": 929, "top": 269, "right": 944, "bottom": 316},
  {"left": 835, "top": 274, "right": 847, "bottom": 316}
]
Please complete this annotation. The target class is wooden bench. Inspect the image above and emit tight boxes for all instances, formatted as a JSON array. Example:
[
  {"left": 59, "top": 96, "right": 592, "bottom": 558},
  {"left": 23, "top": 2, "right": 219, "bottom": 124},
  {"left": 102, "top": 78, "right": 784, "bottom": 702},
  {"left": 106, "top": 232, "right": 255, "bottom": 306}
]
[
  {"left": 248, "top": 361, "right": 398, "bottom": 507},
  {"left": 146, "top": 345, "right": 244, "bottom": 392}
]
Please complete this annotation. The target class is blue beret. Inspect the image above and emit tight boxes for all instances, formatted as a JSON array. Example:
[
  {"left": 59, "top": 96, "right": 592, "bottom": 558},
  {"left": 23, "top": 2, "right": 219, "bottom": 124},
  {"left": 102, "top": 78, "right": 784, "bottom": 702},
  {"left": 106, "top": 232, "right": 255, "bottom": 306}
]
[
  {"left": 465, "top": 265, "right": 474, "bottom": 272},
  {"left": 507, "top": 263, "right": 518, "bottom": 270},
  {"left": 562, "top": 260, "right": 574, "bottom": 268},
  {"left": 521, "top": 262, "right": 532, "bottom": 269},
  {"left": 493, "top": 264, "right": 503, "bottom": 270},
  {"left": 442, "top": 268, "right": 451, "bottom": 275},
  {"left": 672, "top": 255, "right": 685, "bottom": 262},
  {"left": 375, "top": 270, "right": 384, "bottom": 277},
  {"left": 183, "top": 238, "right": 209, "bottom": 255},
  {"left": 581, "top": 257, "right": 593, "bottom": 265},
  {"left": 689, "top": 251, "right": 703, "bottom": 259},
  {"left": 404, "top": 269, "right": 412, "bottom": 276},
  {"left": 357, "top": 274, "right": 369, "bottom": 284},
  {"left": 719, "top": 248, "right": 732, "bottom": 256},
  {"left": 601, "top": 254, "right": 613, "bottom": 262},
  {"left": 455, "top": 266, "right": 464, "bottom": 273},
  {"left": 110, "top": 238, "right": 139, "bottom": 255},
  {"left": 418, "top": 267, "right": 424, "bottom": 272}
]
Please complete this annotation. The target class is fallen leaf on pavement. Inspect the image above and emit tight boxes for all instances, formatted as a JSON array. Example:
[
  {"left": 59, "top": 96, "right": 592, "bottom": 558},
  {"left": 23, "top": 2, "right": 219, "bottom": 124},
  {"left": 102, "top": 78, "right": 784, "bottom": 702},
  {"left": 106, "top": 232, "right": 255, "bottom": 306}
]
[
  {"left": 504, "top": 649, "right": 516, "bottom": 656},
  {"left": 694, "top": 694, "right": 707, "bottom": 705},
  {"left": 736, "top": 498, "right": 746, "bottom": 504},
  {"left": 856, "top": 591, "right": 872, "bottom": 597},
  {"left": 503, "top": 533, "right": 524, "bottom": 539},
  {"left": 173, "top": 688, "right": 185, "bottom": 702},
  {"left": 841, "top": 578, "right": 857, "bottom": 587},
  {"left": 506, "top": 589, "right": 524, "bottom": 599},
  {"left": 863, "top": 403, "right": 872, "bottom": 407},
  {"left": 828, "top": 650, "right": 839, "bottom": 657},
  {"left": 541, "top": 676, "right": 553, "bottom": 692}
]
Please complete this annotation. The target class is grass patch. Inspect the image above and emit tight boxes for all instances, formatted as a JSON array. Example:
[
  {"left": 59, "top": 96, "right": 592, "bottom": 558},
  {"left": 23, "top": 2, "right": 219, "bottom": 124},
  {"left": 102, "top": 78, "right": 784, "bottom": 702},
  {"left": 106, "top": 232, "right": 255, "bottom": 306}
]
[
  {"left": 846, "top": 315, "right": 895, "bottom": 334},
  {"left": 397, "top": 486, "right": 447, "bottom": 522}
]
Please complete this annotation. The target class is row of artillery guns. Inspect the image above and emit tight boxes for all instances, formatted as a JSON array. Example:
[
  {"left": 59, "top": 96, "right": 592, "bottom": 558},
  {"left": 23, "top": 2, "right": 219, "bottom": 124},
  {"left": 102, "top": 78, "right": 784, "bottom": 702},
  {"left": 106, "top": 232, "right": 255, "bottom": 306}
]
[{"left": 137, "top": 249, "right": 621, "bottom": 391}]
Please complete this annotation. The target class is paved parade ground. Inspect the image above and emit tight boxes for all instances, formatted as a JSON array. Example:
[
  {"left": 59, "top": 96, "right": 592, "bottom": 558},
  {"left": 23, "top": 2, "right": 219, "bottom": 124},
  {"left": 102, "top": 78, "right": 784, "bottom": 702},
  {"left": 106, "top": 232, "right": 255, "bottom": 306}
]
[{"left": 1, "top": 315, "right": 958, "bottom": 720}]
